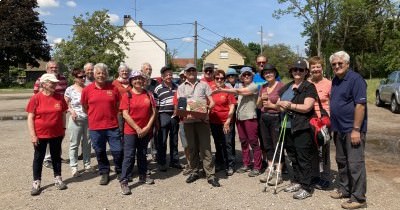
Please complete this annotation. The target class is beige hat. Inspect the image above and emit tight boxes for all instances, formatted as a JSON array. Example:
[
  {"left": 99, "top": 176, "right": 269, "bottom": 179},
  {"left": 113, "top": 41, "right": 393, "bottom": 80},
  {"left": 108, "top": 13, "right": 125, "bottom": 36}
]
[{"left": 40, "top": 73, "right": 59, "bottom": 83}]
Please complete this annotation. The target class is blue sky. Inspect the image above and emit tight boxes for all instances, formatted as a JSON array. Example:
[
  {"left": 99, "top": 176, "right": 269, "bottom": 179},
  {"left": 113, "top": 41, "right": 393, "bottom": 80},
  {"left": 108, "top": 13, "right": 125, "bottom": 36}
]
[{"left": 38, "top": 0, "right": 307, "bottom": 58}]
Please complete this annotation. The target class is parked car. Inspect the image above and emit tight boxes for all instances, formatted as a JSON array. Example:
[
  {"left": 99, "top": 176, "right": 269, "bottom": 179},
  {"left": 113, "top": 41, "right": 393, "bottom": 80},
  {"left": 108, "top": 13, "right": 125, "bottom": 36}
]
[{"left": 376, "top": 71, "right": 400, "bottom": 113}]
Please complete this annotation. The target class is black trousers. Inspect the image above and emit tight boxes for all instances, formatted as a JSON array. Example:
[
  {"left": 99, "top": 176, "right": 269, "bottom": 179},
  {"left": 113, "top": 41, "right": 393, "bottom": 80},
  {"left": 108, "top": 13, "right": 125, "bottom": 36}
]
[{"left": 33, "top": 136, "right": 63, "bottom": 180}]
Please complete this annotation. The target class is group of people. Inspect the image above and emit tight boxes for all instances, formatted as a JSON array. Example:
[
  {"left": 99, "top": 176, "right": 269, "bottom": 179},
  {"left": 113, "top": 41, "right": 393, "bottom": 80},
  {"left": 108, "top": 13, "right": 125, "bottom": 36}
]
[{"left": 26, "top": 50, "right": 367, "bottom": 209}]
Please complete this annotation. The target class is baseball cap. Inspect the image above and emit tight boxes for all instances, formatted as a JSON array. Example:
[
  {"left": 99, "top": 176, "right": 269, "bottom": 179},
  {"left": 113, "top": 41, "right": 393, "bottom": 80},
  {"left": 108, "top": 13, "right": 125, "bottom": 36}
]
[
  {"left": 290, "top": 59, "right": 308, "bottom": 70},
  {"left": 160, "top": 66, "right": 172, "bottom": 74},
  {"left": 179, "top": 70, "right": 185, "bottom": 76},
  {"left": 40, "top": 73, "right": 59, "bottom": 83},
  {"left": 226, "top": 68, "right": 238, "bottom": 76},
  {"left": 184, "top": 63, "right": 197, "bottom": 71},
  {"left": 203, "top": 63, "right": 214, "bottom": 70}
]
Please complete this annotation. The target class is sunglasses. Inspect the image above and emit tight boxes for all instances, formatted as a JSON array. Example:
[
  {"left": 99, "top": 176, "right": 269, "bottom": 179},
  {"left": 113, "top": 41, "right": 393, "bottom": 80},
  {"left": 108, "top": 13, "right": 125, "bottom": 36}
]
[
  {"left": 215, "top": 77, "right": 225, "bottom": 81},
  {"left": 76, "top": 75, "right": 86, "bottom": 79},
  {"left": 257, "top": 61, "right": 266, "bottom": 65},
  {"left": 242, "top": 73, "right": 252, "bottom": 77},
  {"left": 186, "top": 69, "right": 196, "bottom": 73},
  {"left": 205, "top": 69, "right": 214, "bottom": 73},
  {"left": 291, "top": 68, "right": 305, "bottom": 73},
  {"left": 331, "top": 62, "right": 344, "bottom": 68}
]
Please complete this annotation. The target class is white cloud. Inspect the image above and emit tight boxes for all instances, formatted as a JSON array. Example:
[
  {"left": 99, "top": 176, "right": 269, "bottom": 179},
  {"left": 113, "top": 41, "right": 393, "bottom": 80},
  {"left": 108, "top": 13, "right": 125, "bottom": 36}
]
[
  {"left": 66, "top": 1, "right": 77, "bottom": 8},
  {"left": 53, "top": 38, "right": 63, "bottom": 44},
  {"left": 37, "top": 0, "right": 60, "bottom": 8},
  {"left": 36, "top": 9, "right": 51, "bottom": 16},
  {"left": 182, "top": 37, "right": 193, "bottom": 42},
  {"left": 267, "top": 32, "right": 274, "bottom": 38},
  {"left": 108, "top": 13, "right": 120, "bottom": 24}
]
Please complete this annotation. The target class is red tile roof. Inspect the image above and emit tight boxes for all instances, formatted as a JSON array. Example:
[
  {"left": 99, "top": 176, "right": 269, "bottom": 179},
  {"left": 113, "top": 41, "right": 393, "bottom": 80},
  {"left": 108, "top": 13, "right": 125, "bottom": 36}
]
[{"left": 172, "top": 58, "right": 195, "bottom": 68}]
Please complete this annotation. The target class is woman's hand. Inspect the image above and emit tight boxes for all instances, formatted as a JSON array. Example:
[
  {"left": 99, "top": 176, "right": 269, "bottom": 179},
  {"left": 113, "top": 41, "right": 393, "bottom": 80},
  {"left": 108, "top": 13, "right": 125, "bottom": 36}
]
[
  {"left": 138, "top": 126, "right": 151, "bottom": 138},
  {"left": 70, "top": 110, "right": 78, "bottom": 121},
  {"left": 223, "top": 120, "right": 231, "bottom": 134},
  {"left": 31, "top": 135, "right": 38, "bottom": 147},
  {"left": 277, "top": 101, "right": 292, "bottom": 110}
]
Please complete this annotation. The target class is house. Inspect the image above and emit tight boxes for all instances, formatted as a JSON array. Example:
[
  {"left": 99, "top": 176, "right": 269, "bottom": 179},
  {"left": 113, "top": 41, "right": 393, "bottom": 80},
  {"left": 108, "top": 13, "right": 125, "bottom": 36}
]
[
  {"left": 121, "top": 15, "right": 167, "bottom": 77},
  {"left": 202, "top": 42, "right": 245, "bottom": 71}
]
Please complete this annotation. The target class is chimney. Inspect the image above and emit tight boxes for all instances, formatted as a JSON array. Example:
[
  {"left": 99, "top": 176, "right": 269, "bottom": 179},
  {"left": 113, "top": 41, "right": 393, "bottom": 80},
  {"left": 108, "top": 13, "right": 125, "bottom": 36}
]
[
  {"left": 123, "top": 15, "right": 131, "bottom": 25},
  {"left": 139, "top": 21, "right": 143, "bottom": 28}
]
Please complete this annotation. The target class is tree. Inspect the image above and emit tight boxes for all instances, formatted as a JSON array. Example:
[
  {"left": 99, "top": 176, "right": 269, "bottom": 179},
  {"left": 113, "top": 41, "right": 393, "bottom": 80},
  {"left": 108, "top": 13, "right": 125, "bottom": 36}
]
[
  {"left": 215, "top": 37, "right": 256, "bottom": 65},
  {"left": 53, "top": 10, "right": 133, "bottom": 77},
  {"left": 0, "top": 0, "right": 50, "bottom": 85}
]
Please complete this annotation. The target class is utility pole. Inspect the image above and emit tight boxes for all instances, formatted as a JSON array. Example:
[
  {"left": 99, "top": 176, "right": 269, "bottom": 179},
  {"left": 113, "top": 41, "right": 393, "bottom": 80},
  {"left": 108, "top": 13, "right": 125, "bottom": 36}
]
[
  {"left": 260, "top": 26, "right": 263, "bottom": 55},
  {"left": 134, "top": 0, "right": 137, "bottom": 21},
  {"left": 194, "top": 21, "right": 198, "bottom": 67}
]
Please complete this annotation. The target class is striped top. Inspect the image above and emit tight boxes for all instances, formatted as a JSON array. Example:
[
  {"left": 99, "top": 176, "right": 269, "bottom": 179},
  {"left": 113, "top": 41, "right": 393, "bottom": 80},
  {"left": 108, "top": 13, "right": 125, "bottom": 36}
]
[
  {"left": 154, "top": 81, "right": 178, "bottom": 113},
  {"left": 33, "top": 74, "right": 68, "bottom": 95}
]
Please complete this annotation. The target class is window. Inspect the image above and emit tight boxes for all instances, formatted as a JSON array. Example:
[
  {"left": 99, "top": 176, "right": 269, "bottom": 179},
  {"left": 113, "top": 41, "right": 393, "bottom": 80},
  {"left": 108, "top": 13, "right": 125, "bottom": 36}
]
[{"left": 220, "top": 51, "right": 229, "bottom": 59}]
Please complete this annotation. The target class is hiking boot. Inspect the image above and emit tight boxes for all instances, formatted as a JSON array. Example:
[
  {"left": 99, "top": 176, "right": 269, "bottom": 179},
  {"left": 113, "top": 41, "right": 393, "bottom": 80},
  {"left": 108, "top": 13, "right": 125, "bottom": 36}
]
[
  {"left": 186, "top": 173, "right": 200, "bottom": 183},
  {"left": 259, "top": 167, "right": 273, "bottom": 183},
  {"left": 330, "top": 189, "right": 350, "bottom": 199},
  {"left": 43, "top": 160, "right": 53, "bottom": 169},
  {"left": 248, "top": 169, "right": 261, "bottom": 177},
  {"left": 207, "top": 178, "right": 221, "bottom": 187},
  {"left": 54, "top": 176, "right": 67, "bottom": 190},
  {"left": 236, "top": 166, "right": 251, "bottom": 174},
  {"left": 99, "top": 173, "right": 110, "bottom": 185},
  {"left": 120, "top": 181, "right": 131, "bottom": 195},
  {"left": 139, "top": 175, "right": 154, "bottom": 185},
  {"left": 169, "top": 163, "right": 184, "bottom": 170},
  {"left": 341, "top": 200, "right": 367, "bottom": 209},
  {"left": 31, "top": 180, "right": 41, "bottom": 196},
  {"left": 226, "top": 167, "right": 234, "bottom": 176},
  {"left": 71, "top": 167, "right": 80, "bottom": 177},
  {"left": 268, "top": 171, "right": 283, "bottom": 186},
  {"left": 293, "top": 189, "right": 312, "bottom": 200},
  {"left": 284, "top": 183, "right": 301, "bottom": 193}
]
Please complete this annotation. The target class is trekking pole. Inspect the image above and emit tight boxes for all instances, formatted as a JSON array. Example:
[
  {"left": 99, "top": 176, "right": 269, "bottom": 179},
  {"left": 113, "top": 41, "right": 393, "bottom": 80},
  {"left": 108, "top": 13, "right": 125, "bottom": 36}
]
[
  {"left": 262, "top": 114, "right": 288, "bottom": 192},
  {"left": 274, "top": 114, "right": 287, "bottom": 194}
]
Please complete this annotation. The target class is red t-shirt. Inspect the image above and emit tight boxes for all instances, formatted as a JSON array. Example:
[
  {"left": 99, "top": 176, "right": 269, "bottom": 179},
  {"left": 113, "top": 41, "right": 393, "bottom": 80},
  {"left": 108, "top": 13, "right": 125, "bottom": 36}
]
[
  {"left": 119, "top": 90, "right": 155, "bottom": 135},
  {"left": 201, "top": 78, "right": 217, "bottom": 90},
  {"left": 209, "top": 87, "right": 237, "bottom": 124},
  {"left": 112, "top": 79, "right": 132, "bottom": 100},
  {"left": 26, "top": 92, "right": 68, "bottom": 139},
  {"left": 81, "top": 82, "right": 120, "bottom": 130}
]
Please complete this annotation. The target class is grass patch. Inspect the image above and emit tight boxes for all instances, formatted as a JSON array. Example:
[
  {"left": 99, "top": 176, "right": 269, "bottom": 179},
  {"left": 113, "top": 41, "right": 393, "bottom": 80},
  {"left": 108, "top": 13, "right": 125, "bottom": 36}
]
[
  {"left": 0, "top": 89, "right": 32, "bottom": 94},
  {"left": 366, "top": 78, "right": 382, "bottom": 104}
]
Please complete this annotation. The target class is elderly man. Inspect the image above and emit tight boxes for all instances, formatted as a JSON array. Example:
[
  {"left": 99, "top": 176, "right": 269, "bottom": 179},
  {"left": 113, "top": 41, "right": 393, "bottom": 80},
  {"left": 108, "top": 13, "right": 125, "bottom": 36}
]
[
  {"left": 329, "top": 51, "right": 367, "bottom": 209},
  {"left": 33, "top": 60, "right": 68, "bottom": 168},
  {"left": 141, "top": 62, "right": 159, "bottom": 93},
  {"left": 154, "top": 66, "right": 182, "bottom": 171},
  {"left": 177, "top": 63, "right": 220, "bottom": 187},
  {"left": 253, "top": 55, "right": 268, "bottom": 88},
  {"left": 84, "top": 63, "right": 94, "bottom": 86}
]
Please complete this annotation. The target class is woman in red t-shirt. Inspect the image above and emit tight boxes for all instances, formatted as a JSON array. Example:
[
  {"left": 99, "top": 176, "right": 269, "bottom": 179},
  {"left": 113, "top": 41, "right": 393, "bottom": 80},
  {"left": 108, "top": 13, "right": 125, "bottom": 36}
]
[
  {"left": 119, "top": 71, "right": 156, "bottom": 195},
  {"left": 26, "top": 73, "right": 68, "bottom": 196},
  {"left": 209, "top": 70, "right": 237, "bottom": 176}
]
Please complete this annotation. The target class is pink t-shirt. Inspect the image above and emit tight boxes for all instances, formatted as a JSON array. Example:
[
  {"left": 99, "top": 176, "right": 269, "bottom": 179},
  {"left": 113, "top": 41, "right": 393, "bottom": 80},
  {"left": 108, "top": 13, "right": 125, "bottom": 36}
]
[{"left": 310, "top": 78, "right": 331, "bottom": 117}]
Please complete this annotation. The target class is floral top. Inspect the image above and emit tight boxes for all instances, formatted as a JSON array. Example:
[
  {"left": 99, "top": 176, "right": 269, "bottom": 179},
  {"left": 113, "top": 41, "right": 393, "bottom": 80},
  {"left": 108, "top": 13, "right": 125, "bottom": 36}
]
[{"left": 65, "top": 85, "right": 87, "bottom": 120}]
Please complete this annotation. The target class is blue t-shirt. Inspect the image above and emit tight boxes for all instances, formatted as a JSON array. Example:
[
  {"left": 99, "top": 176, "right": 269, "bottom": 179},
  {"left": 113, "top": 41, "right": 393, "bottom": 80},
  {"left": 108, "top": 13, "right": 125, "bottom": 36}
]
[
  {"left": 330, "top": 70, "right": 368, "bottom": 133},
  {"left": 253, "top": 73, "right": 266, "bottom": 90},
  {"left": 280, "top": 85, "right": 294, "bottom": 128}
]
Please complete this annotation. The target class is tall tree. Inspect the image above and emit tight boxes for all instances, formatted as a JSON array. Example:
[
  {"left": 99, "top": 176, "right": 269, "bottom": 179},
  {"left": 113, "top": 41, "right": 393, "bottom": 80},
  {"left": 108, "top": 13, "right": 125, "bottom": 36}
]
[
  {"left": 53, "top": 10, "right": 133, "bottom": 77},
  {"left": 0, "top": 0, "right": 50, "bottom": 85}
]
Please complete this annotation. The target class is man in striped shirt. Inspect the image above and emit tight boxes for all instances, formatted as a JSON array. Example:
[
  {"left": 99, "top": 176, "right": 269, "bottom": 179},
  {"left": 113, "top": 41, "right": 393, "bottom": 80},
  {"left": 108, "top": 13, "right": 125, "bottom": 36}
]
[{"left": 154, "top": 66, "right": 183, "bottom": 171}]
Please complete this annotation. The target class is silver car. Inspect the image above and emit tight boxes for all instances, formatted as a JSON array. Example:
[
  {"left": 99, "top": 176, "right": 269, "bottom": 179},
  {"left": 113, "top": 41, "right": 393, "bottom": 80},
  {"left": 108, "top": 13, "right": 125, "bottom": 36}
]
[{"left": 376, "top": 71, "right": 400, "bottom": 113}]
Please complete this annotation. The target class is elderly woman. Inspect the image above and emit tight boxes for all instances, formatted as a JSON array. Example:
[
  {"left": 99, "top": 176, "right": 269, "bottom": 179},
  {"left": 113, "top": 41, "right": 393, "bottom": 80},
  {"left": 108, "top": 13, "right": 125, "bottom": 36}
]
[
  {"left": 213, "top": 67, "right": 262, "bottom": 177},
  {"left": 119, "top": 71, "right": 156, "bottom": 195},
  {"left": 64, "top": 68, "right": 92, "bottom": 178},
  {"left": 257, "top": 64, "right": 285, "bottom": 185},
  {"left": 27, "top": 73, "right": 68, "bottom": 196},
  {"left": 277, "top": 60, "right": 318, "bottom": 200},
  {"left": 308, "top": 56, "right": 332, "bottom": 190},
  {"left": 81, "top": 63, "right": 123, "bottom": 186},
  {"left": 209, "top": 69, "right": 237, "bottom": 176}
]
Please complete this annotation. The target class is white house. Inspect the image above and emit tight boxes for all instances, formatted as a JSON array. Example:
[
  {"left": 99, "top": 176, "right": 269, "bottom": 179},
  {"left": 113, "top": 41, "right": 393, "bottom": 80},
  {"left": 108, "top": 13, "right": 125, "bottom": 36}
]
[{"left": 121, "top": 15, "right": 167, "bottom": 77}]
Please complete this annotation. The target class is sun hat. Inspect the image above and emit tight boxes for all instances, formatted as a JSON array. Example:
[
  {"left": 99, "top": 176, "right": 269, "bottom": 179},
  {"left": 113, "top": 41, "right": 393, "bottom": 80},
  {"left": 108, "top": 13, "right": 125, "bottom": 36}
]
[
  {"left": 261, "top": 64, "right": 279, "bottom": 79},
  {"left": 239, "top": 67, "right": 254, "bottom": 77},
  {"left": 226, "top": 68, "right": 238, "bottom": 76},
  {"left": 128, "top": 70, "right": 145, "bottom": 79}
]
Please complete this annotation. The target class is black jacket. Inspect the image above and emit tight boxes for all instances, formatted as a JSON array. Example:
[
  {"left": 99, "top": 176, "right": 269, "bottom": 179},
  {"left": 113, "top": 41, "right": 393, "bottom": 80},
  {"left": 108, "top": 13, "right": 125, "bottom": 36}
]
[{"left": 279, "top": 80, "right": 318, "bottom": 133}]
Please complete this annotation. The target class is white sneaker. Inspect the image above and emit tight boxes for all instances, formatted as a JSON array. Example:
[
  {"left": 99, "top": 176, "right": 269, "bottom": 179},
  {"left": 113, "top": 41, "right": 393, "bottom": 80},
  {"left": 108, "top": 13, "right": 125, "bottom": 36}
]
[
  {"left": 31, "top": 180, "right": 41, "bottom": 196},
  {"left": 54, "top": 176, "right": 67, "bottom": 190},
  {"left": 71, "top": 167, "right": 80, "bottom": 177},
  {"left": 84, "top": 165, "right": 96, "bottom": 173}
]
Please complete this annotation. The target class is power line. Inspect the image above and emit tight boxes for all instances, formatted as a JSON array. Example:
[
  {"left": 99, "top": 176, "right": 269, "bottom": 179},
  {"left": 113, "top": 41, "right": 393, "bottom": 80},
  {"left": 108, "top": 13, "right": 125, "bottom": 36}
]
[
  {"left": 197, "top": 22, "right": 225, "bottom": 39},
  {"left": 44, "top": 22, "right": 192, "bottom": 27}
]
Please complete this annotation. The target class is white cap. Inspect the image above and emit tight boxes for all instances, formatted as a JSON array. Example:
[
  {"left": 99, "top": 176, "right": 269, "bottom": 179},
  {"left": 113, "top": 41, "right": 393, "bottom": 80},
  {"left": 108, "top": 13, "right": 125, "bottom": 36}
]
[{"left": 40, "top": 73, "right": 59, "bottom": 83}]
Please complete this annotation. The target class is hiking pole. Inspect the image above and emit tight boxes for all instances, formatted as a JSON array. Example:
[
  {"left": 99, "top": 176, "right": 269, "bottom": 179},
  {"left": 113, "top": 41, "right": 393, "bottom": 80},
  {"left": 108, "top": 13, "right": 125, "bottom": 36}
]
[
  {"left": 262, "top": 114, "right": 288, "bottom": 193},
  {"left": 274, "top": 114, "right": 287, "bottom": 194}
]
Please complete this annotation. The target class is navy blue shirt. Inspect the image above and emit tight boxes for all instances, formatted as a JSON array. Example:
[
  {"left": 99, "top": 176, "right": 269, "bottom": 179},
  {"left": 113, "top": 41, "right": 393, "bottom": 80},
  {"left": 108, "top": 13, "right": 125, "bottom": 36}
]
[{"left": 330, "top": 70, "right": 368, "bottom": 133}]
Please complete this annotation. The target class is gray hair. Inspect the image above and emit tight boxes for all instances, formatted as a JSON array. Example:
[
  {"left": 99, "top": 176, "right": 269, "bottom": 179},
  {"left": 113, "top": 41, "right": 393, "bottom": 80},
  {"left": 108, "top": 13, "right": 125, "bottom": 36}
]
[
  {"left": 141, "top": 62, "right": 152, "bottom": 71},
  {"left": 83, "top": 63, "right": 94, "bottom": 70},
  {"left": 45, "top": 60, "right": 58, "bottom": 70},
  {"left": 329, "top": 51, "right": 350, "bottom": 64},
  {"left": 118, "top": 62, "right": 131, "bottom": 73},
  {"left": 94, "top": 63, "right": 109, "bottom": 77}
]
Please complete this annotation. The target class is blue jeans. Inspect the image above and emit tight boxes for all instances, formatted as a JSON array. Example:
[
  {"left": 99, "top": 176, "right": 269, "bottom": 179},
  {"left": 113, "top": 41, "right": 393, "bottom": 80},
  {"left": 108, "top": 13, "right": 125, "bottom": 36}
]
[
  {"left": 120, "top": 134, "right": 150, "bottom": 182},
  {"left": 89, "top": 128, "right": 123, "bottom": 175},
  {"left": 156, "top": 113, "right": 180, "bottom": 165},
  {"left": 210, "top": 123, "right": 235, "bottom": 169}
]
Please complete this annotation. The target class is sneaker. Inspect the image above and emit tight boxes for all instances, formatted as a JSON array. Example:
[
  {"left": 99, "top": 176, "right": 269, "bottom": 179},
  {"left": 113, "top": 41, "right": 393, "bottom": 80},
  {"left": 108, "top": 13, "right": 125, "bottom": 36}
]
[
  {"left": 293, "top": 189, "right": 312, "bottom": 200},
  {"left": 84, "top": 166, "right": 96, "bottom": 173},
  {"left": 341, "top": 200, "right": 367, "bottom": 209},
  {"left": 120, "top": 181, "right": 131, "bottom": 195},
  {"left": 236, "top": 166, "right": 251, "bottom": 174},
  {"left": 284, "top": 183, "right": 301, "bottom": 193},
  {"left": 248, "top": 169, "right": 261, "bottom": 177},
  {"left": 43, "top": 160, "right": 53, "bottom": 169},
  {"left": 139, "top": 175, "right": 154, "bottom": 185},
  {"left": 54, "top": 176, "right": 67, "bottom": 190},
  {"left": 169, "top": 163, "right": 184, "bottom": 170},
  {"left": 268, "top": 171, "right": 283, "bottom": 186},
  {"left": 71, "top": 167, "right": 80, "bottom": 177},
  {"left": 158, "top": 164, "right": 168, "bottom": 172},
  {"left": 31, "top": 180, "right": 41, "bottom": 196},
  {"left": 99, "top": 173, "right": 110, "bottom": 185},
  {"left": 330, "top": 189, "right": 350, "bottom": 199},
  {"left": 182, "top": 167, "right": 192, "bottom": 176},
  {"left": 226, "top": 167, "right": 234, "bottom": 176},
  {"left": 259, "top": 167, "right": 274, "bottom": 183}
]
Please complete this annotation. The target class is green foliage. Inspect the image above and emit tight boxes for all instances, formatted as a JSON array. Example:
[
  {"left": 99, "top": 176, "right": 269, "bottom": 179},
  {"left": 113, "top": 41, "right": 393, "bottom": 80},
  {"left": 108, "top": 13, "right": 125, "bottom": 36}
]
[
  {"left": 53, "top": 10, "right": 134, "bottom": 76},
  {"left": 262, "top": 44, "right": 298, "bottom": 78},
  {"left": 215, "top": 38, "right": 256, "bottom": 65}
]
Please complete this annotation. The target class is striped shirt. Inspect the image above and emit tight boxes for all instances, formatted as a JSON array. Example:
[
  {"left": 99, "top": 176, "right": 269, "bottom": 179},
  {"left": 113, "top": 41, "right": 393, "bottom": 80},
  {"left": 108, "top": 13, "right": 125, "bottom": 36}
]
[
  {"left": 154, "top": 81, "right": 178, "bottom": 113},
  {"left": 33, "top": 74, "right": 68, "bottom": 95}
]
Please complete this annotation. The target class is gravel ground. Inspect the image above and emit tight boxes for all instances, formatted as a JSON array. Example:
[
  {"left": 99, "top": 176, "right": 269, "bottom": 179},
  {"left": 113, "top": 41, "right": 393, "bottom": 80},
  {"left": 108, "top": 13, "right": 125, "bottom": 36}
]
[{"left": 0, "top": 96, "right": 399, "bottom": 210}]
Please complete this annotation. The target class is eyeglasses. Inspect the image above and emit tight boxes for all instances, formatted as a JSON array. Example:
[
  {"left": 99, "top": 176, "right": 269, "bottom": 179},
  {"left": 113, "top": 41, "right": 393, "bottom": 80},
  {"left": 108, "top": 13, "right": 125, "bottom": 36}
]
[
  {"left": 215, "top": 77, "right": 225, "bottom": 81},
  {"left": 257, "top": 61, "right": 266, "bottom": 65},
  {"left": 242, "top": 73, "right": 252, "bottom": 77},
  {"left": 331, "top": 62, "right": 344, "bottom": 68},
  {"left": 291, "top": 68, "right": 305, "bottom": 73},
  {"left": 76, "top": 75, "right": 86, "bottom": 79}
]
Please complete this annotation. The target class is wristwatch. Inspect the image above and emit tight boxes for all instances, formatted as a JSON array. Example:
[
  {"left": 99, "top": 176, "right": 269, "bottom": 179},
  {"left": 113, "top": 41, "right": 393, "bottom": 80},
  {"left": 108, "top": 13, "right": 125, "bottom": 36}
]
[{"left": 352, "top": 127, "right": 360, "bottom": 132}]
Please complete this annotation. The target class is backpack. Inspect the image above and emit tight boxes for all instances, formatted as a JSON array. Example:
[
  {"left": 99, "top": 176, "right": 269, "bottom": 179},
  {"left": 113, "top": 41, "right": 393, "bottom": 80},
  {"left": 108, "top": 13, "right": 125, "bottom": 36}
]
[{"left": 309, "top": 96, "right": 331, "bottom": 146}]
